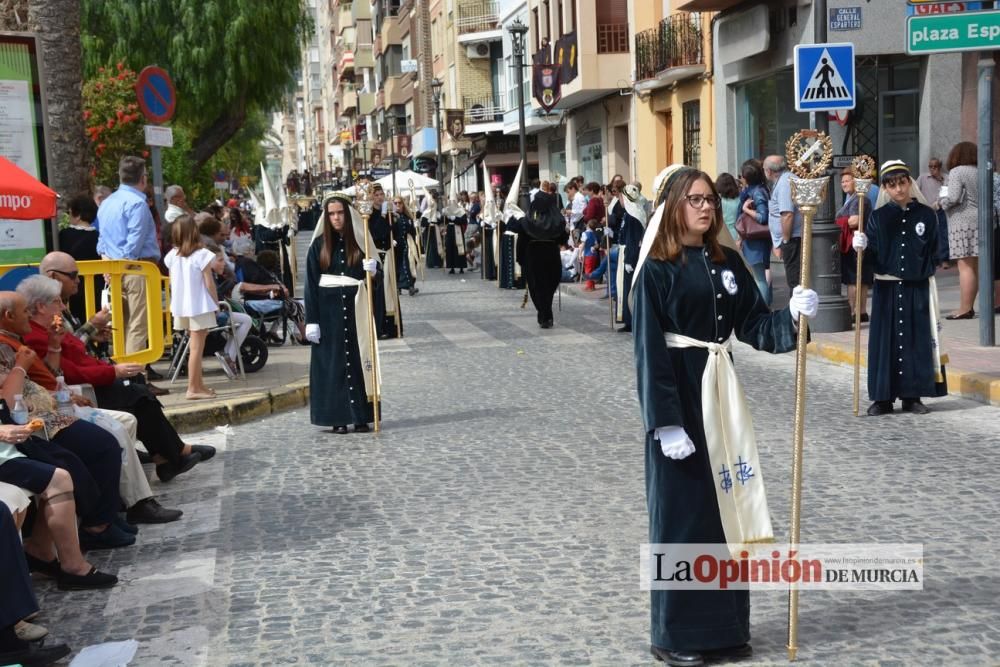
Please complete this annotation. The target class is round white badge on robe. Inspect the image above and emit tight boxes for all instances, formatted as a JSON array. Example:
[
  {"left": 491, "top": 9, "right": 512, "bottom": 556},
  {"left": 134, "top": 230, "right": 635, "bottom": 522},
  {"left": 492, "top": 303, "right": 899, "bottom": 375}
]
[
  {"left": 915, "top": 222, "right": 925, "bottom": 237},
  {"left": 722, "top": 270, "right": 738, "bottom": 295}
]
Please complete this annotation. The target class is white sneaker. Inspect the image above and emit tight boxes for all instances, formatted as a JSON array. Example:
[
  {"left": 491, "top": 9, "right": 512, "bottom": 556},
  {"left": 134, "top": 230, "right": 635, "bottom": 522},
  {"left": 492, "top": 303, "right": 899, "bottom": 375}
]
[{"left": 215, "top": 351, "right": 236, "bottom": 380}]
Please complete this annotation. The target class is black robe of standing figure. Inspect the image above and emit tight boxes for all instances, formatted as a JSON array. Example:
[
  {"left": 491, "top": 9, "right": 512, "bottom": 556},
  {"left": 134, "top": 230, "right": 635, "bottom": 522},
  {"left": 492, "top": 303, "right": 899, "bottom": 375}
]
[
  {"left": 518, "top": 191, "right": 568, "bottom": 325},
  {"left": 632, "top": 246, "right": 796, "bottom": 653},
  {"left": 498, "top": 218, "right": 521, "bottom": 289},
  {"left": 305, "top": 235, "right": 376, "bottom": 427},
  {"left": 369, "top": 210, "right": 399, "bottom": 339},
  {"left": 865, "top": 199, "right": 947, "bottom": 402},
  {"left": 394, "top": 213, "right": 418, "bottom": 290},
  {"left": 444, "top": 214, "right": 468, "bottom": 271},
  {"left": 421, "top": 212, "right": 443, "bottom": 268},
  {"left": 618, "top": 209, "right": 645, "bottom": 327},
  {"left": 481, "top": 222, "right": 497, "bottom": 280}
]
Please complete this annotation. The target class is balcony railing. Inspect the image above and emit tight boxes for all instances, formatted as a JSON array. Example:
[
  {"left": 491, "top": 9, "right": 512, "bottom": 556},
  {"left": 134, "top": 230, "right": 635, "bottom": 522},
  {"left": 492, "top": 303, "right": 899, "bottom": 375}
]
[
  {"left": 464, "top": 94, "right": 504, "bottom": 124},
  {"left": 457, "top": 0, "right": 499, "bottom": 35},
  {"left": 635, "top": 13, "right": 703, "bottom": 81},
  {"left": 597, "top": 23, "right": 629, "bottom": 54}
]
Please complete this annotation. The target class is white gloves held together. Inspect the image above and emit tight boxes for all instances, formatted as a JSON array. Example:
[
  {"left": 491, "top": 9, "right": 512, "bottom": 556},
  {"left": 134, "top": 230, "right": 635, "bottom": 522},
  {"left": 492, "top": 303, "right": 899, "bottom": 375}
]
[
  {"left": 852, "top": 231, "right": 868, "bottom": 252},
  {"left": 305, "top": 323, "right": 321, "bottom": 344},
  {"left": 362, "top": 258, "right": 378, "bottom": 274},
  {"left": 654, "top": 426, "right": 696, "bottom": 460},
  {"left": 788, "top": 286, "right": 819, "bottom": 320}
]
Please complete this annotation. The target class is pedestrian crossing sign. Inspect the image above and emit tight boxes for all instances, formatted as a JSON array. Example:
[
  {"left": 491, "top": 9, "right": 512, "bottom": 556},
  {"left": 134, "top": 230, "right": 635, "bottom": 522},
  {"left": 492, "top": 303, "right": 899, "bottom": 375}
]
[{"left": 793, "top": 43, "right": 856, "bottom": 112}]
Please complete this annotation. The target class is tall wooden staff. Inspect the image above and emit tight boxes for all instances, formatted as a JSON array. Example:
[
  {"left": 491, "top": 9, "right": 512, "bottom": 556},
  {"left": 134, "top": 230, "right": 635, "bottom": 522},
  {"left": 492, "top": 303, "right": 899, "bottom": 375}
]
[
  {"left": 850, "top": 155, "right": 876, "bottom": 416},
  {"left": 783, "top": 130, "right": 832, "bottom": 661},
  {"left": 356, "top": 181, "right": 382, "bottom": 433}
]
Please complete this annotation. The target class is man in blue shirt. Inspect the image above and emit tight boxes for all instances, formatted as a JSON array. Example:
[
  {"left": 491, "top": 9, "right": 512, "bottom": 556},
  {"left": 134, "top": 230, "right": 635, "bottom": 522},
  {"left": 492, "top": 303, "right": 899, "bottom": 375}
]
[
  {"left": 764, "top": 155, "right": 804, "bottom": 288},
  {"left": 96, "top": 156, "right": 160, "bottom": 355}
]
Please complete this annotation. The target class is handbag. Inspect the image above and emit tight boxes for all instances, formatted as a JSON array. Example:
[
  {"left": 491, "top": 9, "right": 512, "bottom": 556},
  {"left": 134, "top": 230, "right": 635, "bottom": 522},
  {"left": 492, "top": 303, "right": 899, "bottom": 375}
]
[{"left": 735, "top": 210, "right": 771, "bottom": 241}]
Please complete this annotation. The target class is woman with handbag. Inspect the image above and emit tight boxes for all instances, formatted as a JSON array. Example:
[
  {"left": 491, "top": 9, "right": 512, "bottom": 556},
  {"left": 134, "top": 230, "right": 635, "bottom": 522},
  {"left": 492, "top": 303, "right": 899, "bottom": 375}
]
[
  {"left": 940, "top": 141, "right": 980, "bottom": 319},
  {"left": 736, "top": 160, "right": 772, "bottom": 304},
  {"left": 836, "top": 170, "right": 874, "bottom": 323}
]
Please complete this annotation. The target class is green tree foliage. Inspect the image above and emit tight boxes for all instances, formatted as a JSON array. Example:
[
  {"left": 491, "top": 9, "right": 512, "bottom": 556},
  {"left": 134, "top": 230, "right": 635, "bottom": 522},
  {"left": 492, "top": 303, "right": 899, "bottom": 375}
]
[{"left": 81, "top": 0, "right": 310, "bottom": 176}]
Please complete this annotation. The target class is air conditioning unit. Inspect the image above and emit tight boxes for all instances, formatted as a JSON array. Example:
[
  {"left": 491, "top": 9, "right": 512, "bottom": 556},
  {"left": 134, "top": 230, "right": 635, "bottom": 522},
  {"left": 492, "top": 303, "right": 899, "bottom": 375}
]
[{"left": 467, "top": 43, "right": 491, "bottom": 59}]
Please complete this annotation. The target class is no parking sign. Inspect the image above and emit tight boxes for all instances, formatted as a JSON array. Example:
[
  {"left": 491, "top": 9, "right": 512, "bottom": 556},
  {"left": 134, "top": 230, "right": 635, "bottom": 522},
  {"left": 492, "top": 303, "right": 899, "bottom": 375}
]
[{"left": 134, "top": 66, "right": 176, "bottom": 124}]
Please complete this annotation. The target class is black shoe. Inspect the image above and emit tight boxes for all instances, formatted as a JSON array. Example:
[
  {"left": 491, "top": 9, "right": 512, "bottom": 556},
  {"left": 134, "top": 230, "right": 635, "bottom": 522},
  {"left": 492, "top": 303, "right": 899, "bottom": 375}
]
[
  {"left": 146, "top": 383, "right": 170, "bottom": 397},
  {"left": 704, "top": 643, "right": 753, "bottom": 660},
  {"left": 459, "top": 269, "right": 464, "bottom": 274},
  {"left": 618, "top": 326, "right": 632, "bottom": 333},
  {"left": 539, "top": 320, "right": 553, "bottom": 329},
  {"left": 945, "top": 309, "right": 975, "bottom": 320},
  {"left": 901, "top": 398, "right": 930, "bottom": 414},
  {"left": 25, "top": 553, "right": 61, "bottom": 579},
  {"left": 137, "top": 449, "right": 153, "bottom": 464},
  {"left": 354, "top": 423, "right": 370, "bottom": 433},
  {"left": 189, "top": 444, "right": 216, "bottom": 461},
  {"left": 408, "top": 287, "right": 419, "bottom": 296},
  {"left": 112, "top": 514, "right": 139, "bottom": 535},
  {"left": 448, "top": 269, "right": 456, "bottom": 274},
  {"left": 57, "top": 565, "right": 118, "bottom": 591},
  {"left": 78, "top": 524, "right": 135, "bottom": 551},
  {"left": 866, "top": 401, "right": 894, "bottom": 416},
  {"left": 127, "top": 498, "right": 183, "bottom": 524},
  {"left": 145, "top": 364, "right": 164, "bottom": 381},
  {"left": 155, "top": 452, "right": 201, "bottom": 482},
  {"left": 651, "top": 645, "right": 703, "bottom": 666},
  {"left": 0, "top": 641, "right": 72, "bottom": 666},
  {"left": 331, "top": 425, "right": 348, "bottom": 434},
  {"left": 860, "top": 313, "right": 869, "bottom": 323}
]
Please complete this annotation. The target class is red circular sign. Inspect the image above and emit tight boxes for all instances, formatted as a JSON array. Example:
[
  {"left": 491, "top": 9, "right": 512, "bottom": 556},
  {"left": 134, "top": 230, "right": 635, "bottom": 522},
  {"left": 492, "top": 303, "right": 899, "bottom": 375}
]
[{"left": 134, "top": 66, "right": 176, "bottom": 124}]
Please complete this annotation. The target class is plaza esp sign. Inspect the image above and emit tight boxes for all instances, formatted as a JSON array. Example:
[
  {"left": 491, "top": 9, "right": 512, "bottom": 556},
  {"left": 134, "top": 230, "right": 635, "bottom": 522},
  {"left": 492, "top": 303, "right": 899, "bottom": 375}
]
[{"left": 906, "top": 9, "right": 1000, "bottom": 54}]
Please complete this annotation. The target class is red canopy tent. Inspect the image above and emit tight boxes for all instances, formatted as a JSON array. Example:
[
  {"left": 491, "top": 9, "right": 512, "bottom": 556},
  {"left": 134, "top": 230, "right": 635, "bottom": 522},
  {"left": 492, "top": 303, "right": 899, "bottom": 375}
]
[{"left": 0, "top": 156, "right": 57, "bottom": 220}]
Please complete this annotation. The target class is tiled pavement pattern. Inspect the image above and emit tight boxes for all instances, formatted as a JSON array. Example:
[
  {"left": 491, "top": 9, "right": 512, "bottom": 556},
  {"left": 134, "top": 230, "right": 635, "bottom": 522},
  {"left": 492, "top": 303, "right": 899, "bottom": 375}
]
[{"left": 32, "top": 270, "right": 1000, "bottom": 665}]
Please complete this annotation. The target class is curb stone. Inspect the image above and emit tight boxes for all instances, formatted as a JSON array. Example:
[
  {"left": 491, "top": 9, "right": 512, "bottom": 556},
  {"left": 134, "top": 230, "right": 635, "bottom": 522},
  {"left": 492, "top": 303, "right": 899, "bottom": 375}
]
[{"left": 164, "top": 379, "right": 310, "bottom": 433}]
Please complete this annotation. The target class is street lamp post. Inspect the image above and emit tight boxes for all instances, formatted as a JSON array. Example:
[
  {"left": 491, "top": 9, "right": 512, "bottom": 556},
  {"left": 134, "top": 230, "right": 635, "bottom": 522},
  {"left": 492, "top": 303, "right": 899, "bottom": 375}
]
[
  {"left": 431, "top": 78, "right": 444, "bottom": 193},
  {"left": 508, "top": 18, "right": 530, "bottom": 213},
  {"left": 345, "top": 140, "right": 354, "bottom": 186}
]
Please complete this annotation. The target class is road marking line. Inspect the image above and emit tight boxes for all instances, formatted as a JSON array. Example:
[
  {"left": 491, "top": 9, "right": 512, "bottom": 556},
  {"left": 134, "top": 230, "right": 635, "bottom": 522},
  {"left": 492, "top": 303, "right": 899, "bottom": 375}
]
[
  {"left": 504, "top": 317, "right": 597, "bottom": 345},
  {"left": 425, "top": 319, "right": 507, "bottom": 348},
  {"left": 104, "top": 548, "right": 217, "bottom": 616}
]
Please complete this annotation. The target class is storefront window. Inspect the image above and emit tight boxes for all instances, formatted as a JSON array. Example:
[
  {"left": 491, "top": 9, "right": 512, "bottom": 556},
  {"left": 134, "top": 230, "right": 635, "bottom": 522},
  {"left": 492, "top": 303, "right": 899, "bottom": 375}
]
[
  {"left": 549, "top": 141, "right": 567, "bottom": 184},
  {"left": 578, "top": 129, "right": 603, "bottom": 185},
  {"left": 737, "top": 69, "right": 809, "bottom": 163}
]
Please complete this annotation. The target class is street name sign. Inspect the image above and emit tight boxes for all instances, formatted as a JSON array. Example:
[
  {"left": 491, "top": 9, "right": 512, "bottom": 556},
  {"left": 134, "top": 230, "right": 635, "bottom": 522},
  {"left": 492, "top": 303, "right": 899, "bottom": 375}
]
[
  {"left": 906, "top": 9, "right": 1000, "bottom": 54},
  {"left": 793, "top": 43, "right": 856, "bottom": 112}
]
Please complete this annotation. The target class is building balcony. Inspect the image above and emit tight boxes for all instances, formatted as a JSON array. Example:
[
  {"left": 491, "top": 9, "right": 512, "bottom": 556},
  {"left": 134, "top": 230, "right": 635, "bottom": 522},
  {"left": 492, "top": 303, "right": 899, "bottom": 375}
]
[
  {"left": 634, "top": 13, "right": 705, "bottom": 92},
  {"left": 463, "top": 94, "right": 505, "bottom": 133},
  {"left": 457, "top": 0, "right": 501, "bottom": 43},
  {"left": 338, "top": 4, "right": 353, "bottom": 34},
  {"left": 383, "top": 74, "right": 413, "bottom": 107},
  {"left": 351, "top": 0, "right": 370, "bottom": 23},
  {"left": 338, "top": 49, "right": 355, "bottom": 77},
  {"left": 379, "top": 13, "right": 406, "bottom": 49},
  {"left": 354, "top": 42, "right": 375, "bottom": 69},
  {"left": 341, "top": 88, "right": 358, "bottom": 114},
  {"left": 359, "top": 92, "right": 376, "bottom": 116}
]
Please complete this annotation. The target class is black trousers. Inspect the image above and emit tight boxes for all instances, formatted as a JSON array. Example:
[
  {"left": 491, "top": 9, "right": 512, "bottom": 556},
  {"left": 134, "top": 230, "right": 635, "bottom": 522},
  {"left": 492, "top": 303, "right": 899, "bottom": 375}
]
[
  {"left": 781, "top": 237, "right": 802, "bottom": 289},
  {"left": 49, "top": 420, "right": 122, "bottom": 527},
  {"left": 524, "top": 240, "right": 561, "bottom": 325},
  {"left": 0, "top": 508, "right": 37, "bottom": 630},
  {"left": 95, "top": 381, "right": 185, "bottom": 464}
]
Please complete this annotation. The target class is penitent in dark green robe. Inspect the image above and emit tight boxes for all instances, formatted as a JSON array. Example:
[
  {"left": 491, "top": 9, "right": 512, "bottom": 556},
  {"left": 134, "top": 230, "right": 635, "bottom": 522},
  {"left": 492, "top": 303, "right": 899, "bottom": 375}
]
[
  {"left": 305, "top": 236, "right": 375, "bottom": 427},
  {"left": 632, "top": 246, "right": 797, "bottom": 653}
]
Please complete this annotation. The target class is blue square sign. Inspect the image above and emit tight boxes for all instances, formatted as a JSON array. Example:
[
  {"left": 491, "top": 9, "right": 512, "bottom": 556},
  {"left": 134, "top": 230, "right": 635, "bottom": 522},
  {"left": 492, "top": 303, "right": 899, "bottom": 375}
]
[{"left": 793, "top": 43, "right": 856, "bottom": 112}]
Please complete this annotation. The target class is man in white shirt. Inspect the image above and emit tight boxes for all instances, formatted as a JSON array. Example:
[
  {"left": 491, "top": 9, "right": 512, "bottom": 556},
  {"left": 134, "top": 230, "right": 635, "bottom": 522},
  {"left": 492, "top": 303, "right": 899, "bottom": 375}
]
[{"left": 563, "top": 182, "right": 586, "bottom": 242}]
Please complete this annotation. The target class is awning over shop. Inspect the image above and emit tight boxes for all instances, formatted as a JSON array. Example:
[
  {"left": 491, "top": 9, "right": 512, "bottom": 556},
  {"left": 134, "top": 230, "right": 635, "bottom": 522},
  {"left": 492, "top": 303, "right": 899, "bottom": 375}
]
[{"left": 0, "top": 156, "right": 57, "bottom": 220}]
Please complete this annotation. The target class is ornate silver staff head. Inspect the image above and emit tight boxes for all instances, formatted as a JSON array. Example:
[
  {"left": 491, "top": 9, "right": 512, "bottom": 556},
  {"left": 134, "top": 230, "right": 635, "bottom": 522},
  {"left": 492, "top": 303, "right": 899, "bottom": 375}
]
[
  {"left": 356, "top": 179, "right": 373, "bottom": 216},
  {"left": 785, "top": 130, "right": 833, "bottom": 207}
]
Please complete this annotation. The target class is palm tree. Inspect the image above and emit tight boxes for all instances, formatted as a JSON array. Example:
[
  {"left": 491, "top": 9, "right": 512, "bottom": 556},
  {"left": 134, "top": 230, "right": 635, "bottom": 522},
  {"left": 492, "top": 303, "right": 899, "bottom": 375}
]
[{"left": 1, "top": 0, "right": 90, "bottom": 201}]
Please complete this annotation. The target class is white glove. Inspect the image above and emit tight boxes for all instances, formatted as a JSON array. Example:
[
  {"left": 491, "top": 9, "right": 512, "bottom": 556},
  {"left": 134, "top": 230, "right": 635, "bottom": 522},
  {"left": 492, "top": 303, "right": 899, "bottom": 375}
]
[
  {"left": 625, "top": 263, "right": 634, "bottom": 273},
  {"left": 654, "top": 426, "right": 695, "bottom": 460},
  {"left": 605, "top": 228, "right": 614, "bottom": 240},
  {"left": 362, "top": 258, "right": 378, "bottom": 274},
  {"left": 305, "top": 323, "right": 321, "bottom": 344},
  {"left": 852, "top": 232, "right": 867, "bottom": 251},
  {"left": 788, "top": 286, "right": 819, "bottom": 320}
]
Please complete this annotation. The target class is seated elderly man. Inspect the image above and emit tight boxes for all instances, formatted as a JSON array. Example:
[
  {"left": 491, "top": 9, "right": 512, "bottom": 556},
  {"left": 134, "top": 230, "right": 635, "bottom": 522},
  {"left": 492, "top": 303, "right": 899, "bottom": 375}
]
[
  {"left": 0, "top": 421, "right": 118, "bottom": 591},
  {"left": 0, "top": 292, "right": 132, "bottom": 550},
  {"left": 35, "top": 255, "right": 215, "bottom": 472}
]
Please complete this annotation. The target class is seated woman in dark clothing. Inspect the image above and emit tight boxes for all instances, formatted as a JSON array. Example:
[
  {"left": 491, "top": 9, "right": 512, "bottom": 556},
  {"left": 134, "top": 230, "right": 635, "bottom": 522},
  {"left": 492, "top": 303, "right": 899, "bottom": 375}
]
[{"left": 57, "top": 194, "right": 102, "bottom": 324}]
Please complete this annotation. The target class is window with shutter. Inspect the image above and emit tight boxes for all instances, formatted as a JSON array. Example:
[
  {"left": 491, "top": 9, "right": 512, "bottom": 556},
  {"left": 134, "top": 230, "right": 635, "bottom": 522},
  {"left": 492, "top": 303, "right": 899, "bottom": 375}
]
[{"left": 596, "top": 0, "right": 629, "bottom": 53}]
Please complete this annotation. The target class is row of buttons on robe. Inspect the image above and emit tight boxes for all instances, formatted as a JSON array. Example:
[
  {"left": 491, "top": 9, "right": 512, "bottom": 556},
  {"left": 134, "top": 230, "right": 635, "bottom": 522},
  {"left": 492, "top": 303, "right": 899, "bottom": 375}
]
[
  {"left": 706, "top": 249, "right": 726, "bottom": 343},
  {"left": 336, "top": 243, "right": 359, "bottom": 406}
]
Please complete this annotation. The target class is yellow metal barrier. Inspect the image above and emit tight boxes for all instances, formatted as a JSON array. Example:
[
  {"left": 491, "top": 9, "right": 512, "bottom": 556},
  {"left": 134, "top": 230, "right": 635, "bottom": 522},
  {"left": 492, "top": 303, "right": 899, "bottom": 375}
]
[{"left": 0, "top": 259, "right": 168, "bottom": 365}]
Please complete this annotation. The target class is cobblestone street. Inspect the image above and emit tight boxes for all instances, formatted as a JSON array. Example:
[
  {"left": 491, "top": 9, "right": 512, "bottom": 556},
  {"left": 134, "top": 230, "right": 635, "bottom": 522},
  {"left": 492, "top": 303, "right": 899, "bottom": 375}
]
[{"left": 35, "top": 271, "right": 1000, "bottom": 666}]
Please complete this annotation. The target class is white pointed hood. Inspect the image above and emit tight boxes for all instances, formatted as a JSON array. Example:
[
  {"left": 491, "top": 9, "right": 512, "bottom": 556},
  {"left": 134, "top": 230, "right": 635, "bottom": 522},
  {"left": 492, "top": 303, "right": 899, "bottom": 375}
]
[
  {"left": 504, "top": 161, "right": 525, "bottom": 221},
  {"left": 481, "top": 162, "right": 499, "bottom": 225},
  {"left": 443, "top": 161, "right": 465, "bottom": 219},
  {"left": 259, "top": 163, "right": 281, "bottom": 228}
]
